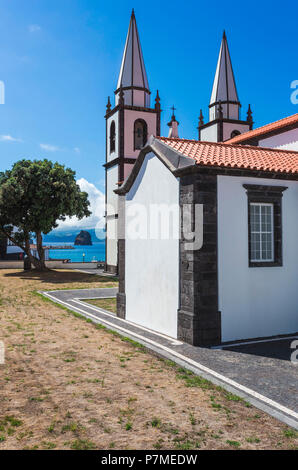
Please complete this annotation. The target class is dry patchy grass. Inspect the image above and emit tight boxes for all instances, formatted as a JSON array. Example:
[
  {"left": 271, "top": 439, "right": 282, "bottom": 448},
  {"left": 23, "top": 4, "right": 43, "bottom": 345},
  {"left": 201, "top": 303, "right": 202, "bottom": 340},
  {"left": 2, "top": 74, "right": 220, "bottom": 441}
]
[
  {"left": 85, "top": 298, "right": 117, "bottom": 314},
  {"left": 0, "top": 269, "right": 297, "bottom": 450}
]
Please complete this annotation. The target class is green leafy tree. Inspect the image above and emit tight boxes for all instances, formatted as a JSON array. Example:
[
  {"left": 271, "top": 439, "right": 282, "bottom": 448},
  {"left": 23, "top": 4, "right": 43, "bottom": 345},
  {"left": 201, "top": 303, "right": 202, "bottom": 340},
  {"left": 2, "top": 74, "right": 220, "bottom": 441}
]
[{"left": 0, "top": 159, "right": 91, "bottom": 270}]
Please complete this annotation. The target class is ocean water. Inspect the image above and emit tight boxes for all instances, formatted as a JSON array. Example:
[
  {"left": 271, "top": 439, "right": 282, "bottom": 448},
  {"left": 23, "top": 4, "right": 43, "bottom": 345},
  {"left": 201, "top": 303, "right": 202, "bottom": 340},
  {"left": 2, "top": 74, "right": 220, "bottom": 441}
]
[{"left": 44, "top": 241, "right": 106, "bottom": 263}]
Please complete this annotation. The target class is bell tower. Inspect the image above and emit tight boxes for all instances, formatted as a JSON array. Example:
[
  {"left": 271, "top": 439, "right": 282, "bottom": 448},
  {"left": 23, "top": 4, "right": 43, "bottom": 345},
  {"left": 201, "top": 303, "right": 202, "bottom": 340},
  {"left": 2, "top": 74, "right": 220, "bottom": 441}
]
[
  {"left": 199, "top": 31, "right": 253, "bottom": 142},
  {"left": 104, "top": 10, "right": 161, "bottom": 273}
]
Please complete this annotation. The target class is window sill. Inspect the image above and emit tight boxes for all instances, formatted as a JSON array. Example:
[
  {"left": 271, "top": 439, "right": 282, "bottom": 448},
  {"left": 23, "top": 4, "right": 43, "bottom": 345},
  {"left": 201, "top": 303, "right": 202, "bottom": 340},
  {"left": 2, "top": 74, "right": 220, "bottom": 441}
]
[{"left": 249, "top": 261, "right": 283, "bottom": 268}]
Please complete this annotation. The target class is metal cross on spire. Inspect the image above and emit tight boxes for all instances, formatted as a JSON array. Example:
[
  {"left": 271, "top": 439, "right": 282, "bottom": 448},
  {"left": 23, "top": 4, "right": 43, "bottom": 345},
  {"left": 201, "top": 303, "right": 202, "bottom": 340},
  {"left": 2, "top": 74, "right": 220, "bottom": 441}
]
[{"left": 168, "top": 105, "right": 179, "bottom": 138}]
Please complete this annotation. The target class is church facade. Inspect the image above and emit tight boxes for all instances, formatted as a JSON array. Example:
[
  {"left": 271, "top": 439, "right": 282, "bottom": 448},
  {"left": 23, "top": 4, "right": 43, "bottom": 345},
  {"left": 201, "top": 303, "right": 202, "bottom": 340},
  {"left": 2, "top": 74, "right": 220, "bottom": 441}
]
[{"left": 105, "top": 11, "right": 298, "bottom": 345}]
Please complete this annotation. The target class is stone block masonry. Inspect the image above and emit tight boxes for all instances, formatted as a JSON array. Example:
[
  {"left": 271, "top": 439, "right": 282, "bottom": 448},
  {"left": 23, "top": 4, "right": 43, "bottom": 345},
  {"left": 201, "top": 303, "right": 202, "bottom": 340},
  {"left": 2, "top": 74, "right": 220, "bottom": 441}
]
[{"left": 178, "top": 172, "right": 221, "bottom": 346}]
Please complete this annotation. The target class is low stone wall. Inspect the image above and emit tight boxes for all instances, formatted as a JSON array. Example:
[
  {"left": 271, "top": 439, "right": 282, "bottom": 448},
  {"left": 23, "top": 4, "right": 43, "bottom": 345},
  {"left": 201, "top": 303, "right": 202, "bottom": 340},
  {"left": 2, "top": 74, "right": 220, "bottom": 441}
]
[
  {"left": 0, "top": 261, "right": 102, "bottom": 270},
  {"left": 0, "top": 261, "right": 24, "bottom": 269}
]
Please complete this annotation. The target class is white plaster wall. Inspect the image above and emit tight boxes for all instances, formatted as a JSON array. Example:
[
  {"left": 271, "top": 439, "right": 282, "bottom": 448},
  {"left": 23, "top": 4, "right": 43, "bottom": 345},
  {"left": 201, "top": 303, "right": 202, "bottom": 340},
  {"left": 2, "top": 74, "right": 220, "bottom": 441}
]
[
  {"left": 200, "top": 124, "right": 218, "bottom": 142},
  {"left": 106, "top": 165, "right": 119, "bottom": 267},
  {"left": 209, "top": 107, "right": 217, "bottom": 122},
  {"left": 124, "top": 109, "right": 156, "bottom": 158},
  {"left": 259, "top": 128, "right": 298, "bottom": 151},
  {"left": 125, "top": 152, "right": 180, "bottom": 338},
  {"left": 218, "top": 175, "right": 298, "bottom": 342},
  {"left": 106, "top": 218, "right": 118, "bottom": 267},
  {"left": 106, "top": 166, "right": 118, "bottom": 216},
  {"left": 200, "top": 122, "right": 250, "bottom": 142}
]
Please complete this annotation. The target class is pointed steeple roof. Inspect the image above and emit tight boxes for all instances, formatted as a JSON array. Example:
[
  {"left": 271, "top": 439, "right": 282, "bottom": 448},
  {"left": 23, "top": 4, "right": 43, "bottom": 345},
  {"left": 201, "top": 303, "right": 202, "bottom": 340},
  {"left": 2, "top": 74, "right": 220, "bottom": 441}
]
[
  {"left": 117, "top": 10, "right": 149, "bottom": 92},
  {"left": 167, "top": 106, "right": 179, "bottom": 138},
  {"left": 210, "top": 31, "right": 240, "bottom": 108}
]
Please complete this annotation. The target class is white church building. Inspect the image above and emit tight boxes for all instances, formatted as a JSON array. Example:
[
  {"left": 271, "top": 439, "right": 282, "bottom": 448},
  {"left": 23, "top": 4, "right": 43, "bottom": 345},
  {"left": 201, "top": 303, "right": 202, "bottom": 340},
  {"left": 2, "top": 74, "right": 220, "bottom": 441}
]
[{"left": 105, "top": 11, "right": 298, "bottom": 346}]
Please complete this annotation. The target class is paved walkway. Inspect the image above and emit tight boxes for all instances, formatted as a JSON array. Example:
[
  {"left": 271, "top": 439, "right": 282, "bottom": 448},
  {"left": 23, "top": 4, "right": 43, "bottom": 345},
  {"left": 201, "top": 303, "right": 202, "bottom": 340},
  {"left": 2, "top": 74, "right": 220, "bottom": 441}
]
[{"left": 41, "top": 288, "right": 298, "bottom": 430}]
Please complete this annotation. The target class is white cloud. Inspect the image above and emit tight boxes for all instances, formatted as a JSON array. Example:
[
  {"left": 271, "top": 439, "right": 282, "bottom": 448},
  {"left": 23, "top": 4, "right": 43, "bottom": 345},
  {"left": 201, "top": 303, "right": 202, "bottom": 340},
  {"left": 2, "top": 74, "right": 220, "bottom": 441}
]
[
  {"left": 29, "top": 24, "right": 41, "bottom": 33},
  {"left": 0, "top": 135, "right": 22, "bottom": 142},
  {"left": 40, "top": 143, "right": 60, "bottom": 152},
  {"left": 57, "top": 178, "right": 105, "bottom": 230},
  {"left": 74, "top": 147, "right": 80, "bottom": 154}
]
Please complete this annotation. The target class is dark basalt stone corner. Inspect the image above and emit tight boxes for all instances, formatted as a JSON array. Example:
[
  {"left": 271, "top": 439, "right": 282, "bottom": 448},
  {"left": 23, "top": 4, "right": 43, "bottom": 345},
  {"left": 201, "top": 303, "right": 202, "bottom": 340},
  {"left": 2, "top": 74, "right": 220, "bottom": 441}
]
[
  {"left": 196, "top": 310, "right": 222, "bottom": 346},
  {"left": 177, "top": 309, "right": 221, "bottom": 347},
  {"left": 117, "top": 217, "right": 126, "bottom": 319},
  {"left": 177, "top": 310, "right": 200, "bottom": 345},
  {"left": 105, "top": 264, "right": 118, "bottom": 275},
  {"left": 178, "top": 172, "right": 221, "bottom": 347},
  {"left": 117, "top": 293, "right": 126, "bottom": 319}
]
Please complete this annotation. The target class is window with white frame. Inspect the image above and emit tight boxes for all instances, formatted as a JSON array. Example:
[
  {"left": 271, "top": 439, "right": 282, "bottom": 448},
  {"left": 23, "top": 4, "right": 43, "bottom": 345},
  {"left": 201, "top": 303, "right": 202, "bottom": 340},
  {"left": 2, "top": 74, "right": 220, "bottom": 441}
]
[
  {"left": 243, "top": 184, "right": 287, "bottom": 267},
  {"left": 250, "top": 203, "right": 274, "bottom": 262}
]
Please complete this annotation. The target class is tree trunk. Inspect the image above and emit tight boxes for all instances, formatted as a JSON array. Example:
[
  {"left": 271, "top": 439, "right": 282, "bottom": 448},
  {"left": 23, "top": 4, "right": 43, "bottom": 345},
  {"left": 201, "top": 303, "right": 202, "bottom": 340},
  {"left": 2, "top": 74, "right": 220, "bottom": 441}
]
[
  {"left": 0, "top": 227, "right": 43, "bottom": 271},
  {"left": 0, "top": 233, "right": 7, "bottom": 259},
  {"left": 24, "top": 237, "right": 43, "bottom": 271},
  {"left": 35, "top": 231, "right": 47, "bottom": 271}
]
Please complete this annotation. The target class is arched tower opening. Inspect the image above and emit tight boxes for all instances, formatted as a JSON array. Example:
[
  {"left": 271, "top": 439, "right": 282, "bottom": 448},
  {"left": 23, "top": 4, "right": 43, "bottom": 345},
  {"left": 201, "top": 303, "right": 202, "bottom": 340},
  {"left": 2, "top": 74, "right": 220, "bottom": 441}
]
[{"left": 134, "top": 119, "right": 148, "bottom": 150}]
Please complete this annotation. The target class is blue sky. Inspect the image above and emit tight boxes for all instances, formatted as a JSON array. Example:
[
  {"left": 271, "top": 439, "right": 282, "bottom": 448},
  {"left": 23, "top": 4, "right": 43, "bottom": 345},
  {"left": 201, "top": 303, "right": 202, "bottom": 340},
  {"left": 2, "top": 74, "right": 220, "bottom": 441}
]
[{"left": 0, "top": 0, "right": 297, "bottom": 202}]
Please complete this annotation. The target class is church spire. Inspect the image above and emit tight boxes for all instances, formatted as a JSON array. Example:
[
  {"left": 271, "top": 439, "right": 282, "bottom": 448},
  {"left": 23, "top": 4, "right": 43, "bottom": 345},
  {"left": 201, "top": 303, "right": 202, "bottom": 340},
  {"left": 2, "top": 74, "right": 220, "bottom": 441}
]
[
  {"left": 167, "top": 106, "right": 179, "bottom": 138},
  {"left": 209, "top": 31, "right": 240, "bottom": 121},
  {"left": 116, "top": 9, "right": 150, "bottom": 107}
]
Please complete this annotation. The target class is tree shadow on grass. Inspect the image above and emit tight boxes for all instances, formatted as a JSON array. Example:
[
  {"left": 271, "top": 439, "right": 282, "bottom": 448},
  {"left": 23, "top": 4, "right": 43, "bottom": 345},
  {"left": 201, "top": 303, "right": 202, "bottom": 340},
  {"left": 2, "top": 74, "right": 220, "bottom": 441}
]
[{"left": 4, "top": 269, "right": 118, "bottom": 285}]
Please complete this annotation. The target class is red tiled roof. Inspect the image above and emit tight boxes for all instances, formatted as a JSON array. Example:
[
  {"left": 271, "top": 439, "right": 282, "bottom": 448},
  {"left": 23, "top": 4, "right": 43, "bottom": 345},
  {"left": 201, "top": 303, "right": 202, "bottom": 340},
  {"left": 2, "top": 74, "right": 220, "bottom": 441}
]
[
  {"left": 226, "top": 113, "right": 298, "bottom": 143},
  {"left": 157, "top": 137, "right": 298, "bottom": 174}
]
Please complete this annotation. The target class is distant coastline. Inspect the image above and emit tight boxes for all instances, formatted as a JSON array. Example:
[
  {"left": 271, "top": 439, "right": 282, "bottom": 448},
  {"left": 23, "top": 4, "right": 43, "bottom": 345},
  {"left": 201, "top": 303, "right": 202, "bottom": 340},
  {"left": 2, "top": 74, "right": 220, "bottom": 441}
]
[
  {"left": 43, "top": 228, "right": 104, "bottom": 244},
  {"left": 43, "top": 241, "right": 105, "bottom": 263},
  {"left": 42, "top": 229, "right": 105, "bottom": 263},
  {"left": 44, "top": 245, "right": 74, "bottom": 250}
]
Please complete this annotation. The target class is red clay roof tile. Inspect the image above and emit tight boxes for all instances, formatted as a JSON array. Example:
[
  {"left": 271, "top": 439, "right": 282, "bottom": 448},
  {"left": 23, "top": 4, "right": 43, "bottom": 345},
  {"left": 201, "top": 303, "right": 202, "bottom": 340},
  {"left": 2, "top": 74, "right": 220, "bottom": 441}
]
[
  {"left": 157, "top": 137, "right": 298, "bottom": 175},
  {"left": 226, "top": 113, "right": 298, "bottom": 144}
]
